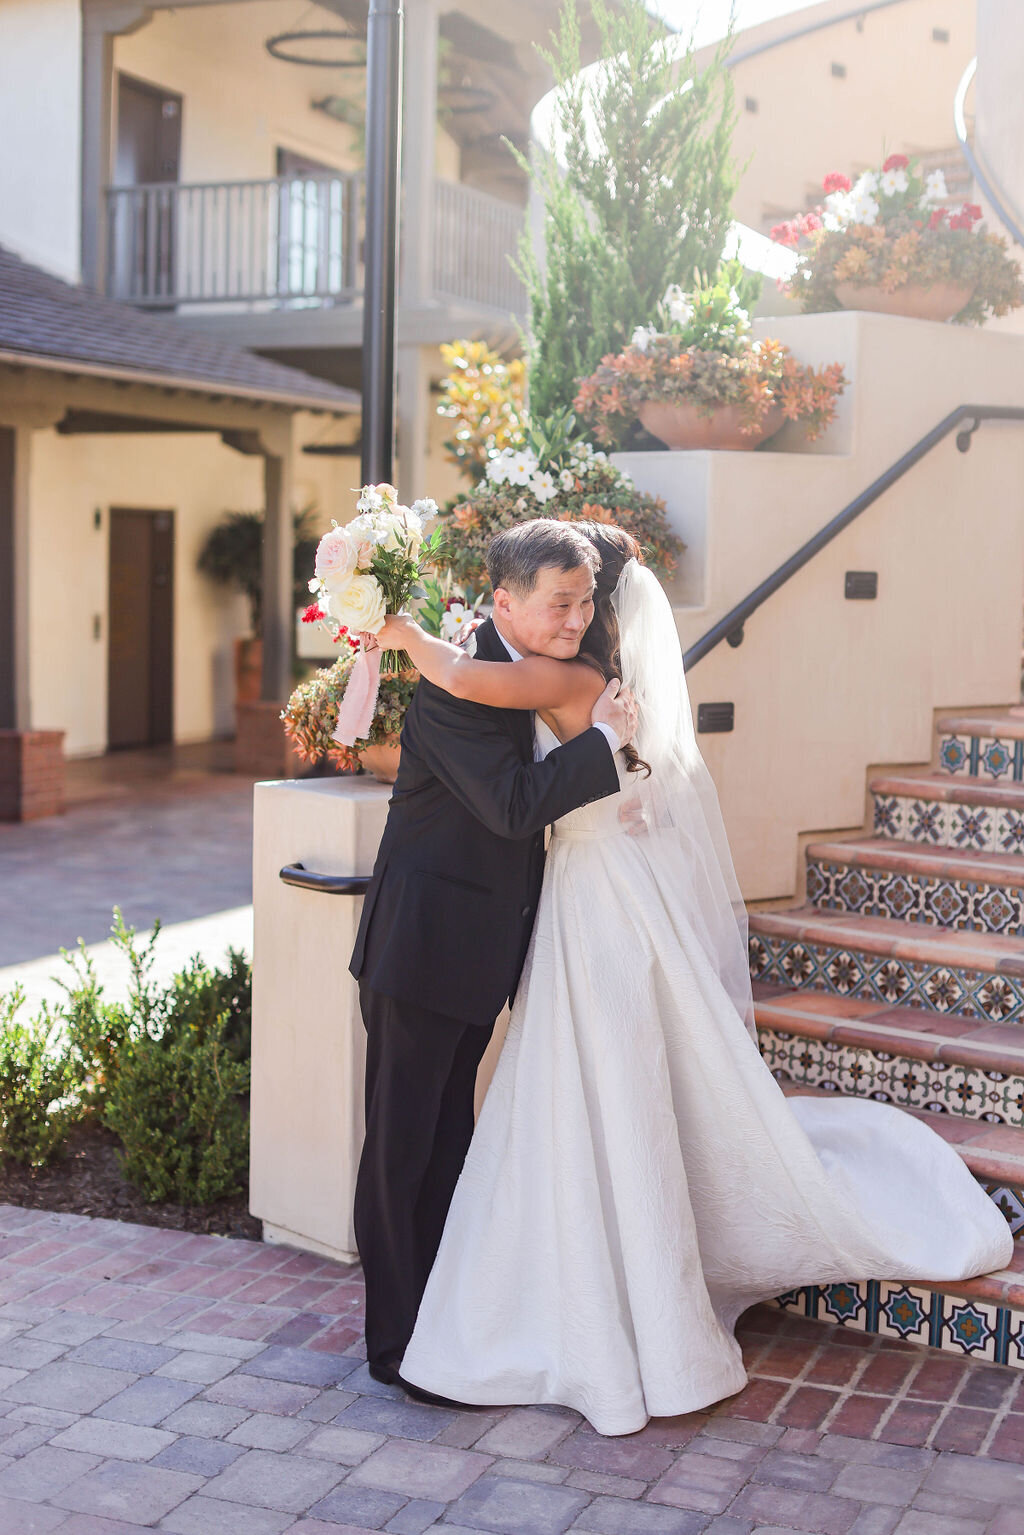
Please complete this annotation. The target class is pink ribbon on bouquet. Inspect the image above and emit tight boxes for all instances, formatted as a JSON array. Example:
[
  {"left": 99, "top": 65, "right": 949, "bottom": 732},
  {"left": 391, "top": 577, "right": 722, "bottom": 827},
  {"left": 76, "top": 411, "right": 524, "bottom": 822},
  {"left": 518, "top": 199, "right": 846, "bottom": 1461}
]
[{"left": 332, "top": 640, "right": 383, "bottom": 748}]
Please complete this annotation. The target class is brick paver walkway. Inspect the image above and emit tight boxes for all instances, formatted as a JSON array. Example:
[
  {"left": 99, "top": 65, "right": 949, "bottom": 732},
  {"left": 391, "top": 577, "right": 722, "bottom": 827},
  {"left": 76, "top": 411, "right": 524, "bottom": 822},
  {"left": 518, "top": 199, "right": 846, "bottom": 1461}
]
[{"left": 0, "top": 1207, "right": 1022, "bottom": 1533}]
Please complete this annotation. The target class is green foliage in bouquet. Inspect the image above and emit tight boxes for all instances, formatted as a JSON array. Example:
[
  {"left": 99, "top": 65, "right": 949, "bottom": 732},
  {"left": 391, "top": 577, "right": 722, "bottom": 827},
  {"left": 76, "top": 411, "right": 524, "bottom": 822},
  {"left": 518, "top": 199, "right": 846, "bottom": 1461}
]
[
  {"left": 518, "top": 0, "right": 740, "bottom": 422},
  {"left": 0, "top": 989, "right": 78, "bottom": 1167},
  {"left": 439, "top": 409, "right": 683, "bottom": 592}
]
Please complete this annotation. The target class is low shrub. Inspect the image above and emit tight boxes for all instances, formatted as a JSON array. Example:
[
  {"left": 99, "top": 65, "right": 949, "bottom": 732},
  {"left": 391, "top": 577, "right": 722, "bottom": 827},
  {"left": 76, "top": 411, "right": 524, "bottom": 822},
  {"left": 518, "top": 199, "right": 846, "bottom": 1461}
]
[{"left": 0, "top": 989, "right": 79, "bottom": 1167}]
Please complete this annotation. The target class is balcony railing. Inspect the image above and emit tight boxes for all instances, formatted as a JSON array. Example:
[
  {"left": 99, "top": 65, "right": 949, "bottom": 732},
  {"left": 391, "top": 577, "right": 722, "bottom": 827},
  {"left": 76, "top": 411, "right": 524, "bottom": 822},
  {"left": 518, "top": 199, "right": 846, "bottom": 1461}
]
[{"left": 104, "top": 173, "right": 527, "bottom": 316}]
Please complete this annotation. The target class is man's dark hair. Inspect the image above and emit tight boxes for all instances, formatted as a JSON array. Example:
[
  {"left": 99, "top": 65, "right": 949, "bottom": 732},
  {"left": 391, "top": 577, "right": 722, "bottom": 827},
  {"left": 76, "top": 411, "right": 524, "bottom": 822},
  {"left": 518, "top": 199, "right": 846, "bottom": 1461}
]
[{"left": 486, "top": 519, "right": 600, "bottom": 598}]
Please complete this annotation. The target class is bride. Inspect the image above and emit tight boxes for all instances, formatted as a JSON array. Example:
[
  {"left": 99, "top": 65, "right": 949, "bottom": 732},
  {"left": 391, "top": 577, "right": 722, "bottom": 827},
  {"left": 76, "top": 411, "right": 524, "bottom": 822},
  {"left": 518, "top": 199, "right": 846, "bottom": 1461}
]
[{"left": 371, "top": 522, "right": 1012, "bottom": 1437}]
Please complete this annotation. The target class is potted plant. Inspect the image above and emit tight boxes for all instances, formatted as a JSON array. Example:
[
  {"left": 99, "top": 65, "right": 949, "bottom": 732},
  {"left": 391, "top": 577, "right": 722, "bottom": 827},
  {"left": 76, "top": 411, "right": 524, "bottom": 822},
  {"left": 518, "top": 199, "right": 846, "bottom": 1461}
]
[
  {"left": 573, "top": 272, "right": 846, "bottom": 451},
  {"left": 438, "top": 408, "right": 684, "bottom": 591},
  {"left": 197, "top": 508, "right": 319, "bottom": 706},
  {"left": 771, "top": 155, "right": 1024, "bottom": 323}
]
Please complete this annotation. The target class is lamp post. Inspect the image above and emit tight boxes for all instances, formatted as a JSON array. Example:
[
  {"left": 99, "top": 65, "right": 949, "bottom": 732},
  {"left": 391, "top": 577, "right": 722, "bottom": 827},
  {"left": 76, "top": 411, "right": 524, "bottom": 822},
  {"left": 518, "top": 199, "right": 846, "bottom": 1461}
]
[{"left": 361, "top": 0, "right": 404, "bottom": 489}]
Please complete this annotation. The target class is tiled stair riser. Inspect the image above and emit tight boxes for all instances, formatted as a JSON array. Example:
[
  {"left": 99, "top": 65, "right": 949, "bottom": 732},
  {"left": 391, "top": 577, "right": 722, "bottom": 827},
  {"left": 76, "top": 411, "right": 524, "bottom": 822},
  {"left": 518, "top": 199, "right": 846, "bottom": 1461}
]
[
  {"left": 749, "top": 930, "right": 1024, "bottom": 1022},
  {"left": 773, "top": 1279, "right": 1024, "bottom": 1370},
  {"left": 805, "top": 856, "right": 1024, "bottom": 936},
  {"left": 758, "top": 1028, "right": 1024, "bottom": 1126},
  {"left": 940, "top": 731, "right": 1024, "bottom": 781},
  {"left": 873, "top": 792, "right": 1024, "bottom": 854}
]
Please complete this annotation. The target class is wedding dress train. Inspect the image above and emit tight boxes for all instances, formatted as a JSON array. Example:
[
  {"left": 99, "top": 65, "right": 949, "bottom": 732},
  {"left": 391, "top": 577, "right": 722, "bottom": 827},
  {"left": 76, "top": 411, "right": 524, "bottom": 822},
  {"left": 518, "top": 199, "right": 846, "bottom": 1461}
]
[{"left": 401, "top": 580, "right": 1012, "bottom": 1437}]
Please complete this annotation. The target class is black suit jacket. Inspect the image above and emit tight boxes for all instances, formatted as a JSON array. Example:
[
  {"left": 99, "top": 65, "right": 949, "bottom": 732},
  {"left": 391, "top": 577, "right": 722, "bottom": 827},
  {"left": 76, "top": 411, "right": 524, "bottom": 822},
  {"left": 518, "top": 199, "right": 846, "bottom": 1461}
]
[{"left": 350, "top": 618, "right": 621, "bottom": 1025}]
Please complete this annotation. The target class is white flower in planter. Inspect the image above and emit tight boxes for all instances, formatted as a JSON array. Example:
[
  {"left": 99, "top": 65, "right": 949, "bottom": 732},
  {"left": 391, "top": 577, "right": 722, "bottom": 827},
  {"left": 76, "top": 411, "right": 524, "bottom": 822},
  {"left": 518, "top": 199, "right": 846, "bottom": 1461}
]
[
  {"left": 530, "top": 470, "right": 558, "bottom": 504},
  {"left": 440, "top": 602, "right": 479, "bottom": 643},
  {"left": 850, "top": 191, "right": 880, "bottom": 226},
  {"left": 631, "top": 325, "right": 657, "bottom": 352},
  {"left": 486, "top": 449, "right": 514, "bottom": 485},
  {"left": 853, "top": 170, "right": 880, "bottom": 196},
  {"left": 924, "top": 169, "right": 948, "bottom": 205},
  {"left": 559, "top": 468, "right": 576, "bottom": 491},
  {"left": 506, "top": 449, "right": 540, "bottom": 487},
  {"left": 824, "top": 190, "right": 855, "bottom": 231},
  {"left": 880, "top": 167, "right": 909, "bottom": 197}
]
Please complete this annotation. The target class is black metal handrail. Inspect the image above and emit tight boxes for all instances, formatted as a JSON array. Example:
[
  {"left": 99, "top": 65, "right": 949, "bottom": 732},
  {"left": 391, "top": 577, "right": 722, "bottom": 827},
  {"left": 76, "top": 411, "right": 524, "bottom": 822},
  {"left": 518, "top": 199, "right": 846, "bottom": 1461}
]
[
  {"left": 280, "top": 863, "right": 371, "bottom": 895},
  {"left": 683, "top": 405, "right": 1024, "bottom": 671}
]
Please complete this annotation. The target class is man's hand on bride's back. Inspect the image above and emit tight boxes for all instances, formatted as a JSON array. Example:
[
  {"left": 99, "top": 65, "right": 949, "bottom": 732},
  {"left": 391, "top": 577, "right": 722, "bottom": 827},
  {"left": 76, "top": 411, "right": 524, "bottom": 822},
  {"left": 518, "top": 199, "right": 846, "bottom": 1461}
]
[{"left": 592, "top": 679, "right": 638, "bottom": 747}]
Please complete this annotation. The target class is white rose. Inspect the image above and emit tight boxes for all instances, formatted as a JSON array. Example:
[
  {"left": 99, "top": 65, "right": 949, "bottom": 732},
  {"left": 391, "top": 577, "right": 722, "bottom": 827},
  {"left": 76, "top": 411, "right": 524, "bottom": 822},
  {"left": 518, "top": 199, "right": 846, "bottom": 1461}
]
[
  {"left": 314, "top": 527, "right": 357, "bottom": 585},
  {"left": 326, "top": 573, "right": 387, "bottom": 634}
]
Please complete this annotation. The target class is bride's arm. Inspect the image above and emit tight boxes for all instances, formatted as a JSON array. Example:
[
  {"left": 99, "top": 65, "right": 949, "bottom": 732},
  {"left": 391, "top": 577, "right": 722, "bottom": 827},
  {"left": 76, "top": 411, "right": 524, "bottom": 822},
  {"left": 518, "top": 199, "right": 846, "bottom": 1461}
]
[{"left": 371, "top": 613, "right": 603, "bottom": 711}]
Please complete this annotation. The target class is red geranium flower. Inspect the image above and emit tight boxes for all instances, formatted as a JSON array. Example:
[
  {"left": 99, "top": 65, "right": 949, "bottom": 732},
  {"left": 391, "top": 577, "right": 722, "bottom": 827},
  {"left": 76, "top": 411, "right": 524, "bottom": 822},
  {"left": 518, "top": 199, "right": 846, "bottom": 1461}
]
[
  {"left": 823, "top": 172, "right": 852, "bottom": 195},
  {"left": 882, "top": 153, "right": 909, "bottom": 172},
  {"left": 301, "top": 603, "right": 325, "bottom": 624},
  {"left": 770, "top": 220, "right": 799, "bottom": 248},
  {"left": 928, "top": 208, "right": 947, "bottom": 230},
  {"left": 965, "top": 203, "right": 983, "bottom": 221}
]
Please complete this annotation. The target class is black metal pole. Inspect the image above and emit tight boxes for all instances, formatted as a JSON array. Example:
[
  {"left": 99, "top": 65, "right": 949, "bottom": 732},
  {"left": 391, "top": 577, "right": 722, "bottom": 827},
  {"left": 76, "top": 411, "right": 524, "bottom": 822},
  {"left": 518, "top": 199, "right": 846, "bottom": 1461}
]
[{"left": 361, "top": 0, "right": 404, "bottom": 488}]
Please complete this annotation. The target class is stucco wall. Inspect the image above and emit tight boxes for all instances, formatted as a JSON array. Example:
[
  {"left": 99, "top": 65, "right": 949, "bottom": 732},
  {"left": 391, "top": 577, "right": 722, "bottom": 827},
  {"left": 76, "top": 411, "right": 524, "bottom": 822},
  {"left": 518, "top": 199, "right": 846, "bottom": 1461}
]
[{"left": 0, "top": 0, "right": 81, "bottom": 280}]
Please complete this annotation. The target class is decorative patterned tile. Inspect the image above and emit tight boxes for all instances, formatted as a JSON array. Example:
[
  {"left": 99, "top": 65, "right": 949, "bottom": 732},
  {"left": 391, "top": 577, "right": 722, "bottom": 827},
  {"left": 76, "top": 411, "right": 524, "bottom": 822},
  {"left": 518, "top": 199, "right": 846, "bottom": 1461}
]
[
  {"left": 939, "top": 732, "right": 1024, "bottom": 782},
  {"left": 875, "top": 794, "right": 1024, "bottom": 857},
  {"left": 749, "top": 930, "right": 1024, "bottom": 1023},
  {"left": 775, "top": 1282, "right": 1024, "bottom": 1371},
  {"left": 983, "top": 1182, "right": 1024, "bottom": 1236},
  {"left": 758, "top": 1027, "right": 1024, "bottom": 1125},
  {"left": 806, "top": 855, "right": 1024, "bottom": 935}
]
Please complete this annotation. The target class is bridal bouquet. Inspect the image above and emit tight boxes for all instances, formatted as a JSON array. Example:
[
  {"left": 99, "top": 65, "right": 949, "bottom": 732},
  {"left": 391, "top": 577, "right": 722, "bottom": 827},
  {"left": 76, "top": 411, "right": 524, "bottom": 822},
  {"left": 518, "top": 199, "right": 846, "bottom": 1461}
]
[{"left": 303, "top": 482, "right": 445, "bottom": 746}]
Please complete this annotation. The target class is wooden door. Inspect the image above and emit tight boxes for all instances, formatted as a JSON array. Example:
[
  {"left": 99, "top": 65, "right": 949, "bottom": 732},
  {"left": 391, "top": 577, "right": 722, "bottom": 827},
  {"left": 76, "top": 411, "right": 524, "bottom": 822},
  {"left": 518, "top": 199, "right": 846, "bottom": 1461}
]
[
  {"left": 107, "top": 510, "right": 174, "bottom": 750},
  {"left": 115, "top": 74, "right": 182, "bottom": 301}
]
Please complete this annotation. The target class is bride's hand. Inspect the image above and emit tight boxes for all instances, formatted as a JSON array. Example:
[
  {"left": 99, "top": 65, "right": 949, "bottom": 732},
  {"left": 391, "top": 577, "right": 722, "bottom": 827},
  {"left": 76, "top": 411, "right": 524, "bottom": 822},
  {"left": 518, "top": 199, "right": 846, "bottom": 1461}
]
[{"left": 372, "top": 612, "right": 414, "bottom": 650}]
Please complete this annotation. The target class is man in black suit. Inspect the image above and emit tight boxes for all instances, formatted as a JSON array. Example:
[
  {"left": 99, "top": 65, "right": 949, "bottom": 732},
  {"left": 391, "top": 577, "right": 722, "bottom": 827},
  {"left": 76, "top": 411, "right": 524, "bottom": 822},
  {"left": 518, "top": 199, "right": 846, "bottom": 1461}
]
[{"left": 350, "top": 519, "right": 632, "bottom": 1392}]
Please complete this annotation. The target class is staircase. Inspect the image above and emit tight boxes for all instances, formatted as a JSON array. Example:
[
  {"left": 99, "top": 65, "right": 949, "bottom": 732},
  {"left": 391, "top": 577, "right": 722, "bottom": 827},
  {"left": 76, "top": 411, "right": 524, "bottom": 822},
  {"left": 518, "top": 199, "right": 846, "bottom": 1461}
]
[{"left": 751, "top": 706, "right": 1024, "bottom": 1368}]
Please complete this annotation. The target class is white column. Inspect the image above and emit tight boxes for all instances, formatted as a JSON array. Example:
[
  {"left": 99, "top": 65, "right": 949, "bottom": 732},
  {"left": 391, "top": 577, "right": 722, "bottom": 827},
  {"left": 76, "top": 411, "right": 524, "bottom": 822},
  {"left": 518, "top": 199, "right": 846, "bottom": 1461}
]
[
  {"left": 400, "top": 0, "right": 439, "bottom": 305},
  {"left": 397, "top": 343, "right": 431, "bottom": 501},
  {"left": 81, "top": 3, "right": 150, "bottom": 291},
  {"left": 261, "top": 419, "right": 296, "bottom": 701}
]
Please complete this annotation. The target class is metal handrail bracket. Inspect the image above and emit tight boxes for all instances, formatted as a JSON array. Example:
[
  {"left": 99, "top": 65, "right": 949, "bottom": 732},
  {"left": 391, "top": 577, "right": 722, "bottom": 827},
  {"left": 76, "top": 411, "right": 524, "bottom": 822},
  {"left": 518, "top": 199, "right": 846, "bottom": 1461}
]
[{"left": 684, "top": 405, "right": 1024, "bottom": 671}]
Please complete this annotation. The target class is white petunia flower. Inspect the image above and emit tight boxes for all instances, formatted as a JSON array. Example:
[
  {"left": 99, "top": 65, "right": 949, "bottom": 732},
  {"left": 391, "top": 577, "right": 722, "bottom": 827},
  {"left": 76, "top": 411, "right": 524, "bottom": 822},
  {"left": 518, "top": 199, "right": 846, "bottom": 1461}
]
[
  {"left": 823, "top": 190, "right": 855, "bottom": 231},
  {"left": 530, "top": 470, "right": 558, "bottom": 504},
  {"left": 506, "top": 449, "right": 540, "bottom": 487},
  {"left": 924, "top": 169, "right": 948, "bottom": 205},
  {"left": 486, "top": 451, "right": 510, "bottom": 485},
  {"left": 559, "top": 468, "right": 576, "bottom": 491},
  {"left": 631, "top": 325, "right": 657, "bottom": 352},
  {"left": 854, "top": 170, "right": 879, "bottom": 196},
  {"left": 850, "top": 192, "right": 880, "bottom": 226},
  {"left": 440, "top": 602, "right": 475, "bottom": 643},
  {"left": 880, "top": 167, "right": 909, "bottom": 197},
  {"left": 411, "top": 497, "right": 438, "bottom": 519},
  {"left": 591, "top": 450, "right": 607, "bottom": 463}
]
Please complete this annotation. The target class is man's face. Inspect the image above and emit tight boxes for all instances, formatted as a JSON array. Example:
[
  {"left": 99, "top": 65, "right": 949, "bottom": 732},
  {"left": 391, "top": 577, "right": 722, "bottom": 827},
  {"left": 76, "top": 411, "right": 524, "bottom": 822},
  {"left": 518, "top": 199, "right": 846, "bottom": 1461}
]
[{"left": 493, "top": 562, "right": 596, "bottom": 659}]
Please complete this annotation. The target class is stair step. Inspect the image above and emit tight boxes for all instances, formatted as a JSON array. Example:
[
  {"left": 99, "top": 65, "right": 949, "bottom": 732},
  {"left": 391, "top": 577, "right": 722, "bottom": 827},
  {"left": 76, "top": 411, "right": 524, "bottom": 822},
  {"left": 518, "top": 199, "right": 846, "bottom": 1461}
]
[
  {"left": 937, "top": 710, "right": 1024, "bottom": 782},
  {"left": 871, "top": 771, "right": 1024, "bottom": 854},
  {"left": 806, "top": 836, "right": 1024, "bottom": 935}
]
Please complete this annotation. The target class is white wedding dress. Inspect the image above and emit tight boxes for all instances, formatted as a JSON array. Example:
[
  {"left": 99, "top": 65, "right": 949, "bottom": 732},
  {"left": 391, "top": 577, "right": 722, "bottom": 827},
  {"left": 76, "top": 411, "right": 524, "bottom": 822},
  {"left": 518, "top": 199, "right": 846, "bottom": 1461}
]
[{"left": 401, "top": 568, "right": 1013, "bottom": 1437}]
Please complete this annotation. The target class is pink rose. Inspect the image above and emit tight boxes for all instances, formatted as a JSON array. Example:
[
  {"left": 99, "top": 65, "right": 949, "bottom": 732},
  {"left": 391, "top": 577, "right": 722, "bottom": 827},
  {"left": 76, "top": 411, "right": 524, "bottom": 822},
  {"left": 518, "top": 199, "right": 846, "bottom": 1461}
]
[{"left": 315, "top": 527, "right": 356, "bottom": 585}]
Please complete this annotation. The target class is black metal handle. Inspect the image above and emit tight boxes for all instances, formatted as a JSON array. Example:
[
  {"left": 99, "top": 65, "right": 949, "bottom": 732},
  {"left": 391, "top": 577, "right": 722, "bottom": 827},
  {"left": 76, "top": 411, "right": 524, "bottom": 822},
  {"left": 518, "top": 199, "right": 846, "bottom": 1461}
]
[{"left": 279, "top": 863, "right": 371, "bottom": 895}]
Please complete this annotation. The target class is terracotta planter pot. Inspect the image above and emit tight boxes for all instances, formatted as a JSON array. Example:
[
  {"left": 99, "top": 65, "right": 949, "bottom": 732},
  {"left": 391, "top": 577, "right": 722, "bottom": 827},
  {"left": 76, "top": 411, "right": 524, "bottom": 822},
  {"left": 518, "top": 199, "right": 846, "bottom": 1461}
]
[
  {"left": 637, "top": 401, "right": 785, "bottom": 451},
  {"left": 360, "top": 740, "right": 401, "bottom": 784},
  {"left": 235, "top": 636, "right": 263, "bottom": 706},
  {"left": 834, "top": 281, "right": 974, "bottom": 322}
]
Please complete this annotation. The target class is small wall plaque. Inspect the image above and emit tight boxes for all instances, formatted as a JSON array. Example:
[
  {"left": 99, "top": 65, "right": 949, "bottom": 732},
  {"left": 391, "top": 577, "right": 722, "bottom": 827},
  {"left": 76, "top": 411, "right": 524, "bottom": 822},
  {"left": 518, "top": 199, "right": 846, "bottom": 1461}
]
[
  {"left": 697, "top": 702, "right": 734, "bottom": 733},
  {"left": 845, "top": 571, "right": 878, "bottom": 600}
]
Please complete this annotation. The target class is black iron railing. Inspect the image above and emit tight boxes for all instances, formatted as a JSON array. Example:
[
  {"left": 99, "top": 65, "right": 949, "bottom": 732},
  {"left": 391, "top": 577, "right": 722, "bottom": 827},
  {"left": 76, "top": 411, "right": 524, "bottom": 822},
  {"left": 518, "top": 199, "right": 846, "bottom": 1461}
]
[
  {"left": 683, "top": 405, "right": 1024, "bottom": 671},
  {"left": 280, "top": 863, "right": 370, "bottom": 895}
]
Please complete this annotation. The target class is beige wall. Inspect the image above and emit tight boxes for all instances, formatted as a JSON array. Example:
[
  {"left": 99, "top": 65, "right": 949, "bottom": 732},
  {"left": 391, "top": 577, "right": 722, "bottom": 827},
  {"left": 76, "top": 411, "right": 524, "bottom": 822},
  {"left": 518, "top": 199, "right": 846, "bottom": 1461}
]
[
  {"left": 114, "top": 0, "right": 461, "bottom": 185},
  {"left": 0, "top": 0, "right": 81, "bottom": 279},
  {"left": 616, "top": 310, "right": 1024, "bottom": 901}
]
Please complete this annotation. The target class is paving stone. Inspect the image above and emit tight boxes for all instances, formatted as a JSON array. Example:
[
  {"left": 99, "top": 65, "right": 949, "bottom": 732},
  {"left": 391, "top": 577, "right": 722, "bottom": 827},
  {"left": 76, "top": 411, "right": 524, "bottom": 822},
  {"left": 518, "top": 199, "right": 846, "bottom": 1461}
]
[
  {"left": 160, "top": 1494, "right": 295, "bottom": 1534},
  {"left": 204, "top": 1375, "right": 318, "bottom": 1415},
  {"left": 563, "top": 1469, "right": 644, "bottom": 1498},
  {"left": 728, "top": 1482, "right": 862, "bottom": 1534},
  {"left": 67, "top": 1337, "right": 177, "bottom": 1373},
  {"left": 156, "top": 1350, "right": 239, "bottom": 1384},
  {"left": 94, "top": 1375, "right": 200, "bottom": 1424},
  {"left": 24, "top": 1315, "right": 109, "bottom": 1345},
  {"left": 165, "top": 1331, "right": 266, "bottom": 1359},
  {"left": 989, "top": 1511, "right": 1024, "bottom": 1535},
  {"left": 298, "top": 1388, "right": 358, "bottom": 1422},
  {"left": 51, "top": 1458, "right": 203, "bottom": 1523},
  {"left": 225, "top": 1411, "right": 315, "bottom": 1451},
  {"left": 298, "top": 1423, "right": 387, "bottom": 1464},
  {"left": 483, "top": 1459, "right": 570, "bottom": 1485},
  {"left": 341, "top": 1362, "right": 406, "bottom": 1400},
  {"left": 690, "top": 1434, "right": 768, "bottom": 1464},
  {"left": 50, "top": 1417, "right": 176, "bottom": 1460},
  {"left": 0, "top": 1494, "right": 69, "bottom": 1532},
  {"left": 847, "top": 1508, "right": 901, "bottom": 1535},
  {"left": 815, "top": 1439, "right": 935, "bottom": 1470},
  {"left": 5, "top": 1360, "right": 135, "bottom": 1412},
  {"left": 442, "top": 1475, "right": 590, "bottom": 1535},
  {"left": 151, "top": 1434, "right": 247, "bottom": 1476},
  {"left": 922, "top": 1451, "right": 1024, "bottom": 1504},
  {"left": 0, "top": 1423, "right": 62, "bottom": 1457},
  {"left": 240, "top": 1346, "right": 361, "bottom": 1389},
  {"left": 202, "top": 1447, "right": 346, "bottom": 1512},
  {"left": 832, "top": 1461, "right": 930, "bottom": 1505},
  {"left": 159, "top": 1399, "right": 251, "bottom": 1437},
  {"left": 701, "top": 1519, "right": 755, "bottom": 1535},
  {"left": 549, "top": 1428, "right": 674, "bottom": 1481},
  {"left": 702, "top": 1418, "right": 783, "bottom": 1447},
  {"left": 911, "top": 1490, "right": 1000, "bottom": 1522},
  {"left": 305, "top": 1481, "right": 407, "bottom": 1527},
  {"left": 0, "top": 1444, "right": 100, "bottom": 1505},
  {"left": 348, "top": 1438, "right": 492, "bottom": 1501},
  {"left": 334, "top": 1393, "right": 455, "bottom": 1442},
  {"left": 648, "top": 1449, "right": 752, "bottom": 1514},
  {"left": 891, "top": 1513, "right": 985, "bottom": 1535},
  {"left": 0, "top": 1336, "right": 66, "bottom": 1369},
  {"left": 752, "top": 1450, "right": 839, "bottom": 1492},
  {"left": 384, "top": 1497, "right": 446, "bottom": 1535},
  {"left": 473, "top": 1408, "right": 575, "bottom": 1459},
  {"left": 572, "top": 1495, "right": 709, "bottom": 1534},
  {"left": 434, "top": 1413, "right": 501, "bottom": 1449}
]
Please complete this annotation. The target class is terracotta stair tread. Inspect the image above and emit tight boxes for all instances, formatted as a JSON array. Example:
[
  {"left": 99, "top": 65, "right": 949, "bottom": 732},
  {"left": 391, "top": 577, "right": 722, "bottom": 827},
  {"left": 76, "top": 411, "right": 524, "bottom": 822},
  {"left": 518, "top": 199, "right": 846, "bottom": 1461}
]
[
  {"left": 937, "top": 709, "right": 1024, "bottom": 740},
  {"left": 779, "top": 1080, "right": 1024, "bottom": 1185},
  {"left": 806, "top": 836, "right": 1024, "bottom": 886},
  {"left": 870, "top": 770, "right": 1024, "bottom": 809},
  {"left": 750, "top": 906, "right": 1024, "bottom": 974},
  {"left": 754, "top": 987, "right": 1024, "bottom": 1074}
]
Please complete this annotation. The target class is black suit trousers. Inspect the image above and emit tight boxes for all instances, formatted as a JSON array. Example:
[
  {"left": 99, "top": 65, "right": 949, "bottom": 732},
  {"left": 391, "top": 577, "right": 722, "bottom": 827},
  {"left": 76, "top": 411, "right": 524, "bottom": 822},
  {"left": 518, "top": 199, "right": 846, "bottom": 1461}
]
[{"left": 353, "top": 982, "right": 494, "bottom": 1370}]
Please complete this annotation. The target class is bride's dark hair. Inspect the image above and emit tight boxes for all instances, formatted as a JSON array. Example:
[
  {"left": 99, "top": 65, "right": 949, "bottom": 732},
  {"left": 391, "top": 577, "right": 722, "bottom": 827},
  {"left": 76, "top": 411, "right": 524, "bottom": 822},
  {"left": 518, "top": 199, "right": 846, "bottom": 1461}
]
[{"left": 575, "top": 522, "right": 650, "bottom": 777}]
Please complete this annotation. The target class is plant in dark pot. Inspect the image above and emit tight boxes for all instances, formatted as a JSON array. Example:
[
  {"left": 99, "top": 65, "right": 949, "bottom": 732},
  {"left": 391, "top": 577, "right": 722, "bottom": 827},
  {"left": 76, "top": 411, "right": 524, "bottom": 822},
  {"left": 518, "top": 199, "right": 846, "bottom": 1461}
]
[{"left": 197, "top": 507, "right": 319, "bottom": 706}]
